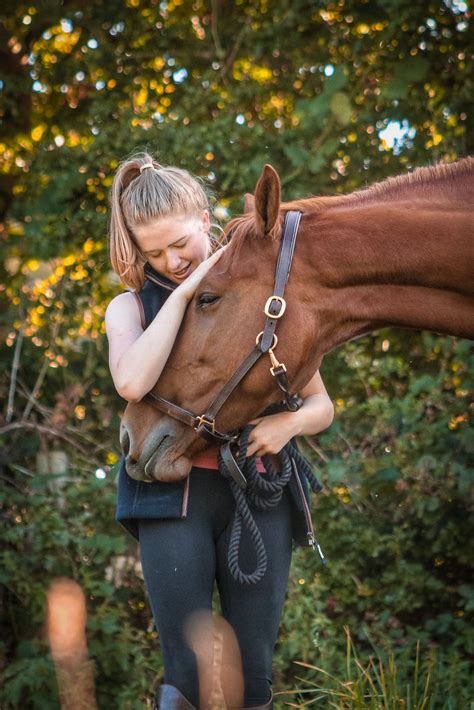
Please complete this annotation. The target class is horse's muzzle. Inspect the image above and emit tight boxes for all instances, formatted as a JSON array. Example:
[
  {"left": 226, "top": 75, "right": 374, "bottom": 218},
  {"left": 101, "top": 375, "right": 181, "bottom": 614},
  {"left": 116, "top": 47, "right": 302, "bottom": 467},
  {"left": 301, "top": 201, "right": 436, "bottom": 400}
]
[{"left": 120, "top": 420, "right": 191, "bottom": 482}]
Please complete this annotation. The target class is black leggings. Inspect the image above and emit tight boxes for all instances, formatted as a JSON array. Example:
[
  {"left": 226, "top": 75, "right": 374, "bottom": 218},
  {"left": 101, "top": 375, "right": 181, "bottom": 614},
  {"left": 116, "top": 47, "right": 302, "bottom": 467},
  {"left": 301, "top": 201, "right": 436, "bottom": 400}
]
[{"left": 138, "top": 469, "right": 293, "bottom": 707}]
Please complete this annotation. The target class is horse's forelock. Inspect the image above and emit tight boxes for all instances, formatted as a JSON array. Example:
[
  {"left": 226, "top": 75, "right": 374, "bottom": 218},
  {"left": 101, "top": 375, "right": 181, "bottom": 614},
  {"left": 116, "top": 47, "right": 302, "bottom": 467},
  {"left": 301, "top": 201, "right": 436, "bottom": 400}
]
[{"left": 225, "top": 211, "right": 283, "bottom": 246}]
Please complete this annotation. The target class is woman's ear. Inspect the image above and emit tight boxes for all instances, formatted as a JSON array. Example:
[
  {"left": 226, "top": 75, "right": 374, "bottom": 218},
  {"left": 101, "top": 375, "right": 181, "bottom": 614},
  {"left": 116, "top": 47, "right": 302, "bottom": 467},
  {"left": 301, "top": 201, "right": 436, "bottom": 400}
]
[
  {"left": 253, "top": 164, "right": 281, "bottom": 238},
  {"left": 201, "top": 209, "right": 210, "bottom": 232}
]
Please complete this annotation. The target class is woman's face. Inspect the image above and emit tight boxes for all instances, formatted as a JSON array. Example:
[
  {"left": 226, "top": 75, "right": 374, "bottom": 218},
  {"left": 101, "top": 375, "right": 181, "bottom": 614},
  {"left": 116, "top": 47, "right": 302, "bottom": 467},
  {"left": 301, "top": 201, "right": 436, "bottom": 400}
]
[{"left": 133, "top": 210, "right": 210, "bottom": 283}]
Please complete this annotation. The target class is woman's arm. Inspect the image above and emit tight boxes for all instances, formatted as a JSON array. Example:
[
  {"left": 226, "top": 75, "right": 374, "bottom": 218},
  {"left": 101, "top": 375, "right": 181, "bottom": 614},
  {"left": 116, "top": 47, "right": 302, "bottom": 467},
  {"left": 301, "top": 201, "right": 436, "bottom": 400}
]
[
  {"left": 246, "top": 370, "right": 334, "bottom": 457},
  {"left": 106, "top": 288, "right": 190, "bottom": 403},
  {"left": 105, "top": 249, "right": 225, "bottom": 403}
]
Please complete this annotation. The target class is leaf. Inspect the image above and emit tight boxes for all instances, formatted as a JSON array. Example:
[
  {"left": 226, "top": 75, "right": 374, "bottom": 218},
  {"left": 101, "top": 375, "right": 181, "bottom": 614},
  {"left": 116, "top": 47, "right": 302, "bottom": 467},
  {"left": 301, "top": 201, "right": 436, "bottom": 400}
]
[
  {"left": 324, "top": 64, "right": 349, "bottom": 95},
  {"left": 294, "top": 94, "right": 331, "bottom": 129},
  {"left": 327, "top": 461, "right": 346, "bottom": 483},
  {"left": 409, "top": 374, "right": 437, "bottom": 395},
  {"left": 376, "top": 467, "right": 401, "bottom": 482},
  {"left": 330, "top": 92, "right": 352, "bottom": 126},
  {"left": 382, "top": 57, "right": 430, "bottom": 99},
  {"left": 308, "top": 138, "right": 339, "bottom": 174},
  {"left": 283, "top": 143, "right": 309, "bottom": 168}
]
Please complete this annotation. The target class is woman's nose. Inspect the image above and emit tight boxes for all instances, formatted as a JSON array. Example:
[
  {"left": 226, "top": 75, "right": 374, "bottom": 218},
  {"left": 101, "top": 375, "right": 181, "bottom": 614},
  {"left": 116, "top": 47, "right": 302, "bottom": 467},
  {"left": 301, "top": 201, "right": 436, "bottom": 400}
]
[{"left": 166, "top": 250, "right": 181, "bottom": 271}]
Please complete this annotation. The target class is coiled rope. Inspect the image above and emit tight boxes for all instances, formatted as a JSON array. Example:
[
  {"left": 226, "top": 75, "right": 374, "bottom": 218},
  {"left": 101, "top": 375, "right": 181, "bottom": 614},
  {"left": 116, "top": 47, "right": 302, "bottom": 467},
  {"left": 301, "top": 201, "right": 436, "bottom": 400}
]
[{"left": 218, "top": 425, "right": 324, "bottom": 585}]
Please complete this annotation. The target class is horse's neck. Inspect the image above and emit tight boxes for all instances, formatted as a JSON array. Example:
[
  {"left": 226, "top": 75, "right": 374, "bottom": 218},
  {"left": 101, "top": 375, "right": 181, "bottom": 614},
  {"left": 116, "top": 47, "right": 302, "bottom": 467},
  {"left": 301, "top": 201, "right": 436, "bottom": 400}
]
[{"left": 306, "top": 192, "right": 474, "bottom": 352}]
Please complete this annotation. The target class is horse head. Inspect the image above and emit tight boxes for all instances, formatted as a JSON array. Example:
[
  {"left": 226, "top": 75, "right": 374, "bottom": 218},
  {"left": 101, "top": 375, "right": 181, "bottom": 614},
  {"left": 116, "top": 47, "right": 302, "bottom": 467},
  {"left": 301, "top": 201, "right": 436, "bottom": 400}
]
[{"left": 120, "top": 165, "right": 321, "bottom": 481}]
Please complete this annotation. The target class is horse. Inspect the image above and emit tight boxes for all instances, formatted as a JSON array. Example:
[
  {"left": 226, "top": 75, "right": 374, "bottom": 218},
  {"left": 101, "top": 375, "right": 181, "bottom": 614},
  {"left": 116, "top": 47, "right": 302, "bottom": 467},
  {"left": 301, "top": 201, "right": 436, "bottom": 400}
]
[{"left": 120, "top": 158, "right": 474, "bottom": 482}]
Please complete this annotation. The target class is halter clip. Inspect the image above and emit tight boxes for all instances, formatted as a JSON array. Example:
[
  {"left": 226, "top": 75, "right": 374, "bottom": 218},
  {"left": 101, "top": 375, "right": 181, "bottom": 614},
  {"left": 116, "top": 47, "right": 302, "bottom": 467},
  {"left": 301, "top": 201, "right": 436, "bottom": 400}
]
[{"left": 269, "top": 350, "right": 287, "bottom": 375}]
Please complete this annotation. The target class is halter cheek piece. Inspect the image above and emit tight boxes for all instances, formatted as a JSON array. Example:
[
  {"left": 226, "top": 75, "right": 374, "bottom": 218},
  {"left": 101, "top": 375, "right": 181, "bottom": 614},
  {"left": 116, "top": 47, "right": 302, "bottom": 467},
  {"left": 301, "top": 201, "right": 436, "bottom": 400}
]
[{"left": 143, "top": 211, "right": 303, "bottom": 483}]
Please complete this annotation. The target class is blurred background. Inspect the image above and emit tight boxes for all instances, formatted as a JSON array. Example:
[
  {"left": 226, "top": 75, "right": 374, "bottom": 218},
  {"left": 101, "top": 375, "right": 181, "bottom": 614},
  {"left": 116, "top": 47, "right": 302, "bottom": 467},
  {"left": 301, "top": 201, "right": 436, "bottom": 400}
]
[{"left": 0, "top": 0, "right": 472, "bottom": 707}]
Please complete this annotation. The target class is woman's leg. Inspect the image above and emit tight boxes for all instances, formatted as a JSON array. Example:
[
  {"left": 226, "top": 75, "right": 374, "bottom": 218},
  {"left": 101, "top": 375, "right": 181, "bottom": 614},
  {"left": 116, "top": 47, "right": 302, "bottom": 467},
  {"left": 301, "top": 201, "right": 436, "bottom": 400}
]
[
  {"left": 215, "top": 490, "right": 293, "bottom": 707},
  {"left": 138, "top": 487, "right": 218, "bottom": 705}
]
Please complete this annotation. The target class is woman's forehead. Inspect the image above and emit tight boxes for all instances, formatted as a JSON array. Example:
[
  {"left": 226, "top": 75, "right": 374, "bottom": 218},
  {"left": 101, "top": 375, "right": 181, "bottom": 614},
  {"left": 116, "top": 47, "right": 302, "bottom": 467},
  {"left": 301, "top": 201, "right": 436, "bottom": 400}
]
[{"left": 134, "top": 214, "right": 200, "bottom": 251}]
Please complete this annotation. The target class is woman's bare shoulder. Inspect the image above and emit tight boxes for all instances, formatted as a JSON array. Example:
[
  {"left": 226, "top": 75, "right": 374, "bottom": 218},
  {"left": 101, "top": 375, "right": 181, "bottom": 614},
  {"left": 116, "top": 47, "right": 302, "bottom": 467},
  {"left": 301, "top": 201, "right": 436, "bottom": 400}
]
[{"left": 105, "top": 291, "right": 143, "bottom": 335}]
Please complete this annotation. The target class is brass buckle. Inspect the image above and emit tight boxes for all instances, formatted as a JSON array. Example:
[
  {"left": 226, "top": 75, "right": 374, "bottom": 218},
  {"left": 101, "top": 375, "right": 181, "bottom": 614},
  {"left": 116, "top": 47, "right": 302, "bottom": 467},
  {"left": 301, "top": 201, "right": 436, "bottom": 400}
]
[
  {"left": 194, "top": 415, "right": 216, "bottom": 433},
  {"left": 264, "top": 295, "right": 286, "bottom": 319},
  {"left": 256, "top": 331, "right": 278, "bottom": 349}
]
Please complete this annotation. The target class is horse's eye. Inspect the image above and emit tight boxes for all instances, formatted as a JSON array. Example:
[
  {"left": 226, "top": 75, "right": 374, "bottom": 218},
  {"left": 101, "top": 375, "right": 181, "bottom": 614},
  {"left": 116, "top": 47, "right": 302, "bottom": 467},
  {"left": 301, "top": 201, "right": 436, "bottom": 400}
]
[{"left": 197, "top": 293, "right": 220, "bottom": 308}]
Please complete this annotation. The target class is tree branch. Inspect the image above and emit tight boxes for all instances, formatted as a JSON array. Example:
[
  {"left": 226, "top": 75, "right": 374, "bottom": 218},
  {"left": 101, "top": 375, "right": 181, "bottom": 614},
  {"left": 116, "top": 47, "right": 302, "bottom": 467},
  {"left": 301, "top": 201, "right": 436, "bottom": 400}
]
[
  {"left": 301, "top": 435, "right": 329, "bottom": 464},
  {"left": 1, "top": 421, "right": 93, "bottom": 459},
  {"left": 210, "top": 0, "right": 225, "bottom": 60},
  {"left": 21, "top": 293, "right": 62, "bottom": 422},
  {"left": 6, "top": 321, "right": 24, "bottom": 423}
]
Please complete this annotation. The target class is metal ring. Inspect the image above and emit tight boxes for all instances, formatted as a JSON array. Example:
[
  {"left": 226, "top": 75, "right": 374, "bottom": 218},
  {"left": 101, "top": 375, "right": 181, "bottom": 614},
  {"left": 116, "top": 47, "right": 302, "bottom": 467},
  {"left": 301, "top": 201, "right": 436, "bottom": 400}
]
[
  {"left": 264, "top": 296, "right": 287, "bottom": 319},
  {"left": 256, "top": 331, "right": 278, "bottom": 349}
]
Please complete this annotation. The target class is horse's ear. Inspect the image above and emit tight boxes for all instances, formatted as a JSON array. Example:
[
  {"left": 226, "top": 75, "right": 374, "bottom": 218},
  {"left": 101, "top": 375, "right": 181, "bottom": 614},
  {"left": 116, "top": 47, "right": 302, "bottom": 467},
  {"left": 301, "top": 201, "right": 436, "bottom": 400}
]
[
  {"left": 254, "top": 164, "right": 281, "bottom": 237},
  {"left": 244, "top": 193, "right": 254, "bottom": 213}
]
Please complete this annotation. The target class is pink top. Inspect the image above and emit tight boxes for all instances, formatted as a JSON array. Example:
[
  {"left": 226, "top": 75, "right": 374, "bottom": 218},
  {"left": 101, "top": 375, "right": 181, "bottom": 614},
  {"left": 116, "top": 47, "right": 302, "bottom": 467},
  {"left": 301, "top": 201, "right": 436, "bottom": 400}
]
[{"left": 192, "top": 446, "right": 267, "bottom": 473}]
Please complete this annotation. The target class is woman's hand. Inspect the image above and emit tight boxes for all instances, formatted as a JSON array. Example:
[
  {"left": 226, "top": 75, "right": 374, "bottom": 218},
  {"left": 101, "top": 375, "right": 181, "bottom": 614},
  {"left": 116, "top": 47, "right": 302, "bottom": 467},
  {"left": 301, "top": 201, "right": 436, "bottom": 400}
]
[
  {"left": 246, "top": 412, "right": 298, "bottom": 458},
  {"left": 245, "top": 370, "right": 334, "bottom": 458},
  {"left": 176, "top": 246, "right": 227, "bottom": 303}
]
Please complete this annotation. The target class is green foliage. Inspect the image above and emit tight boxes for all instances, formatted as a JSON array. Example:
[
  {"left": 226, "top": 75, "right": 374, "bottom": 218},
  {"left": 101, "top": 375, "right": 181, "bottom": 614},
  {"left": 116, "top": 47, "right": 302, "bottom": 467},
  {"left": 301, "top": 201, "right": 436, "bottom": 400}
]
[
  {"left": 280, "top": 628, "right": 473, "bottom": 708},
  {"left": 276, "top": 331, "right": 472, "bottom": 697},
  {"left": 1, "top": 0, "right": 472, "bottom": 706},
  {"left": 1, "top": 466, "right": 162, "bottom": 707}
]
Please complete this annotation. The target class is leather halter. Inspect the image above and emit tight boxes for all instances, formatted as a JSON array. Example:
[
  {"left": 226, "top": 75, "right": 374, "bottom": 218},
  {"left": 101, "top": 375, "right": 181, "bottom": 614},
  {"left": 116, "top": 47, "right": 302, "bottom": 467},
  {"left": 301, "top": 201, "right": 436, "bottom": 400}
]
[{"left": 143, "top": 210, "right": 303, "bottom": 448}]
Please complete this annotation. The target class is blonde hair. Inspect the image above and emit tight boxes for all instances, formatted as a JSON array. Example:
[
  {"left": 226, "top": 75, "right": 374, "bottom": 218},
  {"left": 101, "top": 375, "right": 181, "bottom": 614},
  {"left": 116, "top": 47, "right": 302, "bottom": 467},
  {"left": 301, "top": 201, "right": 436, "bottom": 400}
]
[{"left": 108, "top": 151, "right": 221, "bottom": 290}]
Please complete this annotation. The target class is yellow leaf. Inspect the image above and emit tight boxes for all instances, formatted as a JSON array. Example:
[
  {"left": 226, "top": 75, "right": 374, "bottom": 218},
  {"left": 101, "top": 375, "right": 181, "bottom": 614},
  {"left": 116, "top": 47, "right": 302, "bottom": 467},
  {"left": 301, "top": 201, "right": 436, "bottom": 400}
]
[
  {"left": 31, "top": 125, "right": 46, "bottom": 142},
  {"left": 356, "top": 23, "right": 370, "bottom": 35},
  {"left": 26, "top": 259, "right": 40, "bottom": 271},
  {"left": 135, "top": 87, "right": 148, "bottom": 107}
]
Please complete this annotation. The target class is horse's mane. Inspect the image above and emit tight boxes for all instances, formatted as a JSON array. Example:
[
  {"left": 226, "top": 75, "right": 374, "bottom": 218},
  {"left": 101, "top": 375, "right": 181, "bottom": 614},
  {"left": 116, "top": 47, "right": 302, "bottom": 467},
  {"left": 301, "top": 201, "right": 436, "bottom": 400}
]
[
  {"left": 286, "top": 156, "right": 474, "bottom": 212},
  {"left": 225, "top": 157, "right": 473, "bottom": 252}
]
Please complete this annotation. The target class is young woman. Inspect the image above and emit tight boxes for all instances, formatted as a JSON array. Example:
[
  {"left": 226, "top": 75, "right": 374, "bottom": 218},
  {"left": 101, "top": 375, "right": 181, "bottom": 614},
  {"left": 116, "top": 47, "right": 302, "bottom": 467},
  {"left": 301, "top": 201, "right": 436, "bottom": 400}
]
[{"left": 105, "top": 152, "right": 334, "bottom": 709}]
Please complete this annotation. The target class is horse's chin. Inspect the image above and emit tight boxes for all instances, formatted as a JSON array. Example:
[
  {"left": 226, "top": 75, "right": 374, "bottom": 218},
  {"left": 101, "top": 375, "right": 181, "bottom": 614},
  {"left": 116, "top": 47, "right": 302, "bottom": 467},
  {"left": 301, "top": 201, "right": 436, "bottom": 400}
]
[{"left": 144, "top": 448, "right": 192, "bottom": 483}]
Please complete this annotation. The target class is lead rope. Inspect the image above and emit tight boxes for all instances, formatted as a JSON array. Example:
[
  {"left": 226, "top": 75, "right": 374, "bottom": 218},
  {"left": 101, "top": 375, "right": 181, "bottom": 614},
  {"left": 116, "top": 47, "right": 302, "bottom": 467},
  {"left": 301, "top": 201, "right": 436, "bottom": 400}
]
[{"left": 218, "top": 425, "right": 324, "bottom": 585}]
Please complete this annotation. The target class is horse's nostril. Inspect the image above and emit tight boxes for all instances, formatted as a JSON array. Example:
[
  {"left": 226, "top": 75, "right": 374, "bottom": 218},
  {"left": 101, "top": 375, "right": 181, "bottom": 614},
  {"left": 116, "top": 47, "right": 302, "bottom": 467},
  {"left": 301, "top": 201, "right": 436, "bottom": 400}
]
[{"left": 120, "top": 427, "right": 130, "bottom": 457}]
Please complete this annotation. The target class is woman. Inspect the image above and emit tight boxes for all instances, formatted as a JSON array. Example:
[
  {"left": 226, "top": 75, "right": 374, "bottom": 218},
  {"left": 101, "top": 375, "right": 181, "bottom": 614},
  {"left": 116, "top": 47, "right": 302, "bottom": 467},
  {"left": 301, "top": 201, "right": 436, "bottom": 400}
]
[{"left": 105, "top": 152, "right": 334, "bottom": 709}]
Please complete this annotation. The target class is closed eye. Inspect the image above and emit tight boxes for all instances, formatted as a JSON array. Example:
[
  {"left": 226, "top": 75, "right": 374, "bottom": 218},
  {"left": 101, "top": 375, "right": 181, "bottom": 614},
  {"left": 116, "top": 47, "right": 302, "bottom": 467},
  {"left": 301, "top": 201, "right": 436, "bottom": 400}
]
[{"left": 197, "top": 293, "right": 221, "bottom": 308}]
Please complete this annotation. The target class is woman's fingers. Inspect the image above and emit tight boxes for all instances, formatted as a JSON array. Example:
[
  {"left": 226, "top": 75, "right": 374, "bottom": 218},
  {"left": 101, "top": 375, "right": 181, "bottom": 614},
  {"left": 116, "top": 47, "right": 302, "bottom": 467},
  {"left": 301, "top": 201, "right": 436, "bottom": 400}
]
[
  {"left": 206, "top": 244, "right": 228, "bottom": 267},
  {"left": 178, "top": 248, "right": 227, "bottom": 301},
  {"left": 194, "top": 246, "right": 226, "bottom": 278},
  {"left": 246, "top": 428, "right": 266, "bottom": 457},
  {"left": 246, "top": 442, "right": 260, "bottom": 457}
]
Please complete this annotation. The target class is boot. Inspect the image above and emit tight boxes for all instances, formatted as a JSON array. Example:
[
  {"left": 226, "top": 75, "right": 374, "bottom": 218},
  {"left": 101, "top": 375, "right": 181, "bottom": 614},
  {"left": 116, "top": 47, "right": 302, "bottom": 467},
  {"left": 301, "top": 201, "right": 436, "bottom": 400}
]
[
  {"left": 154, "top": 684, "right": 196, "bottom": 709},
  {"left": 243, "top": 694, "right": 273, "bottom": 710}
]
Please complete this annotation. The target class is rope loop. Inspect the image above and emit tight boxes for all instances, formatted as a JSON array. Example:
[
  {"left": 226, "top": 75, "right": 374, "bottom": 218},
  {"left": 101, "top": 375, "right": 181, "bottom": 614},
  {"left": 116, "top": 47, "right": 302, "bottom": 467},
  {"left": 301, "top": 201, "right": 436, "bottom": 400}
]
[{"left": 218, "top": 424, "right": 321, "bottom": 585}]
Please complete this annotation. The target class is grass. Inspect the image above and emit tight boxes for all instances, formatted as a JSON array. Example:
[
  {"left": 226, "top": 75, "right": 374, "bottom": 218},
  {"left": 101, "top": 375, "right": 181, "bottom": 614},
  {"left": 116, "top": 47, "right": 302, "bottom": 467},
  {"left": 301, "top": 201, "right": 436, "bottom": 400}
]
[{"left": 276, "top": 627, "right": 472, "bottom": 709}]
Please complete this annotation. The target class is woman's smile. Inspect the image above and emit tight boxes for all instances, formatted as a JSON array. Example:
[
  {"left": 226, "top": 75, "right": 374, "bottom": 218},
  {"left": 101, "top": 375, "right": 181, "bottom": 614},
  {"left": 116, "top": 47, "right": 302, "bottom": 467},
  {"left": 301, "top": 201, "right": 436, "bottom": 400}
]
[{"left": 171, "top": 262, "right": 193, "bottom": 280}]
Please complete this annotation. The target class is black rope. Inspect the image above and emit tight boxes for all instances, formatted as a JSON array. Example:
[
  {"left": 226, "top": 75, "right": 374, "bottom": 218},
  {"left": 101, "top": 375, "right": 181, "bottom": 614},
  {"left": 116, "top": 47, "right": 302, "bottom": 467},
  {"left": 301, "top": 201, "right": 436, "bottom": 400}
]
[{"left": 218, "top": 425, "right": 323, "bottom": 585}]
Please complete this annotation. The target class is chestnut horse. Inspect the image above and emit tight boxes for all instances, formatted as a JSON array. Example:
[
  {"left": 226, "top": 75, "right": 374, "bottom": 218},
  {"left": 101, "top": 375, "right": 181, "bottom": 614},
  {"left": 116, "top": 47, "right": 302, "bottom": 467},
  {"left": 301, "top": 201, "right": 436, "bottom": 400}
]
[{"left": 121, "top": 158, "right": 474, "bottom": 481}]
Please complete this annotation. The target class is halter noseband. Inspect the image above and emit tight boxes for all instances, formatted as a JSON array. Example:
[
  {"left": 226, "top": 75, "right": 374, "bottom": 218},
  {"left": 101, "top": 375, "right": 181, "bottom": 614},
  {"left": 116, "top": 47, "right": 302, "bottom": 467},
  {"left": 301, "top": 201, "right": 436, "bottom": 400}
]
[{"left": 142, "top": 210, "right": 303, "bottom": 449}]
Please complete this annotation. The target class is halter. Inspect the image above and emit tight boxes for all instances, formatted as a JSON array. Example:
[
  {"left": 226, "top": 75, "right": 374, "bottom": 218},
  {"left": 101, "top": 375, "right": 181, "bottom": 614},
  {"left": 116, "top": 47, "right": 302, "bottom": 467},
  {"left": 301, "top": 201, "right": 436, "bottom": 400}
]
[{"left": 142, "top": 211, "right": 303, "bottom": 472}]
